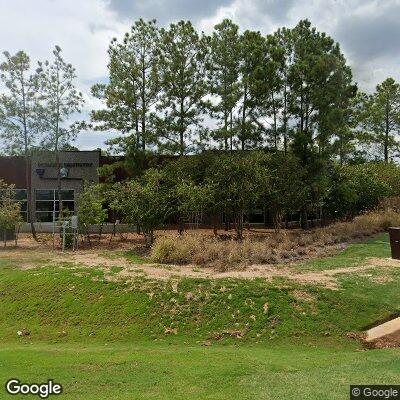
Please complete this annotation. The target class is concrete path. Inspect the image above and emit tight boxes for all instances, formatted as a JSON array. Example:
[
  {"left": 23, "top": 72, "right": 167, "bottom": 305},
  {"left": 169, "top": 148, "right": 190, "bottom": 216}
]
[{"left": 365, "top": 317, "right": 400, "bottom": 342}]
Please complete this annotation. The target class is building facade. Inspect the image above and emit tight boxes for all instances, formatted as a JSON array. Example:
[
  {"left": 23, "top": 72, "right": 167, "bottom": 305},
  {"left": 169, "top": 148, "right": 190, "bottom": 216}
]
[
  {"left": 0, "top": 150, "right": 100, "bottom": 222},
  {"left": 0, "top": 150, "right": 294, "bottom": 228}
]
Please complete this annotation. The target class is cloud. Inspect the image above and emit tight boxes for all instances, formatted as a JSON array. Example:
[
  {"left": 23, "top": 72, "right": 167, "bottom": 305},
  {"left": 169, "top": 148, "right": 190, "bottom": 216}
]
[
  {"left": 335, "top": 0, "right": 400, "bottom": 61},
  {"left": 0, "top": 0, "right": 399, "bottom": 149},
  {"left": 105, "top": 0, "right": 233, "bottom": 25}
]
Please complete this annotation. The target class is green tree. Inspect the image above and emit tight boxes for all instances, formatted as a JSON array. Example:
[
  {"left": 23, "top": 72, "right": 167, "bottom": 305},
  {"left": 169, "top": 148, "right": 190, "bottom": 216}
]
[
  {"left": 360, "top": 78, "right": 400, "bottom": 162},
  {"left": 163, "top": 153, "right": 219, "bottom": 233},
  {"left": 236, "top": 30, "right": 266, "bottom": 150},
  {"left": 272, "top": 27, "right": 293, "bottom": 154},
  {"left": 155, "top": 21, "right": 208, "bottom": 155},
  {"left": 92, "top": 19, "right": 160, "bottom": 157},
  {"left": 249, "top": 30, "right": 286, "bottom": 151},
  {"left": 285, "top": 20, "right": 355, "bottom": 227},
  {"left": 288, "top": 20, "right": 355, "bottom": 160},
  {"left": 111, "top": 169, "right": 170, "bottom": 246},
  {"left": 77, "top": 184, "right": 108, "bottom": 244},
  {"left": 0, "top": 51, "right": 39, "bottom": 237},
  {"left": 0, "top": 180, "right": 22, "bottom": 246},
  {"left": 261, "top": 153, "right": 307, "bottom": 229},
  {"left": 36, "top": 46, "right": 84, "bottom": 214},
  {"left": 207, "top": 19, "right": 241, "bottom": 150},
  {"left": 173, "top": 179, "right": 212, "bottom": 234},
  {"left": 206, "top": 153, "right": 265, "bottom": 240},
  {"left": 324, "top": 164, "right": 357, "bottom": 220},
  {"left": 344, "top": 163, "right": 391, "bottom": 214},
  {"left": 332, "top": 92, "right": 365, "bottom": 165}
]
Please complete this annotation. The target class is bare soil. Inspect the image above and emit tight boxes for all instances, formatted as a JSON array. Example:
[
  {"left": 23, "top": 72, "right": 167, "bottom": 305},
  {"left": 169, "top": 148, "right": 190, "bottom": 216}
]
[
  {"left": 2, "top": 233, "right": 400, "bottom": 290},
  {"left": 366, "top": 330, "right": 400, "bottom": 349}
]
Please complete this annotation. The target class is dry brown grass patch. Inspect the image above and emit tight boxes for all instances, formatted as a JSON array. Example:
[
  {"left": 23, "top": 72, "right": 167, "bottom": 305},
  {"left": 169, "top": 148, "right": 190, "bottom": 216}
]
[{"left": 150, "top": 209, "right": 400, "bottom": 269}]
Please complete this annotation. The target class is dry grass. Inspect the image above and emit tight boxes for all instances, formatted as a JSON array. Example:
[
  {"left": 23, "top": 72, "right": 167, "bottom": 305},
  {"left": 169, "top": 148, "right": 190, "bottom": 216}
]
[{"left": 150, "top": 209, "right": 400, "bottom": 269}]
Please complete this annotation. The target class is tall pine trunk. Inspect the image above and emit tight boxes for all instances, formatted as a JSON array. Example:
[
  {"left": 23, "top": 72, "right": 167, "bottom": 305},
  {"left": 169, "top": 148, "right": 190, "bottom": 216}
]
[
  {"left": 25, "top": 154, "right": 37, "bottom": 239},
  {"left": 384, "top": 99, "right": 389, "bottom": 162},
  {"left": 22, "top": 79, "right": 37, "bottom": 240}
]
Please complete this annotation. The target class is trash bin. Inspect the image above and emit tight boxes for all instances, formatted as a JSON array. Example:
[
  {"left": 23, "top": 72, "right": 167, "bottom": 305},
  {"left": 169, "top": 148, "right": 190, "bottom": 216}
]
[
  {"left": 388, "top": 227, "right": 400, "bottom": 259},
  {"left": 1, "top": 229, "right": 15, "bottom": 242}
]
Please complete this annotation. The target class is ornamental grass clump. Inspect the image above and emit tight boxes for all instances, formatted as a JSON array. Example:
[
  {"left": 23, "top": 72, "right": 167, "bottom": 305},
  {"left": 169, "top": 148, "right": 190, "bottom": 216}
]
[{"left": 150, "top": 209, "right": 400, "bottom": 269}]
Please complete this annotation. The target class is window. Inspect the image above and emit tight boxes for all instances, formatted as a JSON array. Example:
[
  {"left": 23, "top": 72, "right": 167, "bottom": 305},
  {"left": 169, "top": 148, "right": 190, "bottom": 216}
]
[
  {"left": 36, "top": 190, "right": 53, "bottom": 200},
  {"left": 35, "top": 189, "right": 75, "bottom": 222}
]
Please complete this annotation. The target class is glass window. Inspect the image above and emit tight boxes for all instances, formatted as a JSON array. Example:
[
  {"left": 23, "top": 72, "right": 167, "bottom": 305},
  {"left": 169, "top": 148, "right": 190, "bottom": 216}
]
[
  {"left": 15, "top": 189, "right": 27, "bottom": 200},
  {"left": 36, "top": 211, "right": 58, "bottom": 222},
  {"left": 36, "top": 190, "right": 54, "bottom": 201},
  {"left": 60, "top": 190, "right": 74, "bottom": 201},
  {"left": 35, "top": 189, "right": 75, "bottom": 222},
  {"left": 61, "top": 201, "right": 75, "bottom": 212},
  {"left": 35, "top": 201, "right": 55, "bottom": 212}
]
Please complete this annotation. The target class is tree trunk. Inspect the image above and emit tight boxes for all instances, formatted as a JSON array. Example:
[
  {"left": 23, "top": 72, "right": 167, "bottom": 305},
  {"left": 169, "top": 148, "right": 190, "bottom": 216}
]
[
  {"left": 241, "top": 86, "right": 248, "bottom": 151},
  {"left": 56, "top": 149, "right": 62, "bottom": 220},
  {"left": 300, "top": 208, "right": 309, "bottom": 230},
  {"left": 99, "top": 223, "right": 103, "bottom": 242},
  {"left": 273, "top": 209, "right": 281, "bottom": 232},
  {"left": 224, "top": 111, "right": 228, "bottom": 151},
  {"left": 141, "top": 57, "right": 146, "bottom": 151},
  {"left": 384, "top": 99, "right": 390, "bottom": 162},
  {"left": 21, "top": 76, "right": 37, "bottom": 240},
  {"left": 25, "top": 156, "right": 37, "bottom": 240},
  {"left": 283, "top": 81, "right": 288, "bottom": 155},
  {"left": 144, "top": 229, "right": 154, "bottom": 248},
  {"left": 212, "top": 212, "right": 219, "bottom": 236},
  {"left": 179, "top": 96, "right": 185, "bottom": 156},
  {"left": 178, "top": 219, "right": 185, "bottom": 235},
  {"left": 86, "top": 227, "right": 92, "bottom": 248},
  {"left": 236, "top": 211, "right": 243, "bottom": 241},
  {"left": 271, "top": 93, "right": 278, "bottom": 150}
]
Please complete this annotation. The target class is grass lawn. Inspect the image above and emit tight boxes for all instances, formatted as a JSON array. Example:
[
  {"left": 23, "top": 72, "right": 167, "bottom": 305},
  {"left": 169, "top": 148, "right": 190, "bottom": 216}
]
[
  {"left": 1, "top": 343, "right": 398, "bottom": 400},
  {"left": 0, "top": 233, "right": 399, "bottom": 399}
]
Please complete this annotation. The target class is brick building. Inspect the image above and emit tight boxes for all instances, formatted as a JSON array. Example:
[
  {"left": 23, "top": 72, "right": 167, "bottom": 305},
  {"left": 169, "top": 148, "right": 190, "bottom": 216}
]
[{"left": 0, "top": 150, "right": 100, "bottom": 222}]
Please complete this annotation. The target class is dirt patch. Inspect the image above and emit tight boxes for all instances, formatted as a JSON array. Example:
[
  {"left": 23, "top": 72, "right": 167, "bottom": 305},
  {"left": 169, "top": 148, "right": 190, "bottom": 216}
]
[
  {"left": 291, "top": 290, "right": 317, "bottom": 302},
  {"left": 2, "top": 239, "right": 400, "bottom": 290},
  {"left": 365, "top": 330, "right": 400, "bottom": 349},
  {"left": 49, "top": 253, "right": 400, "bottom": 290},
  {"left": 353, "top": 315, "right": 400, "bottom": 349},
  {"left": 59, "top": 252, "right": 133, "bottom": 268},
  {"left": 365, "top": 257, "right": 400, "bottom": 268}
]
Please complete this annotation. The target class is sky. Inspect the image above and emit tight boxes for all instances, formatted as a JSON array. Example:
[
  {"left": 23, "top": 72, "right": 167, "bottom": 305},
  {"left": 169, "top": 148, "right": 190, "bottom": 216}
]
[{"left": 0, "top": 0, "right": 399, "bottom": 150}]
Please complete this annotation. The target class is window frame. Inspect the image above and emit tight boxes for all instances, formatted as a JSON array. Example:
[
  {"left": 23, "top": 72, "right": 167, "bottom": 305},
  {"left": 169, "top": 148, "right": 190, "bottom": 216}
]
[{"left": 35, "top": 189, "right": 75, "bottom": 222}]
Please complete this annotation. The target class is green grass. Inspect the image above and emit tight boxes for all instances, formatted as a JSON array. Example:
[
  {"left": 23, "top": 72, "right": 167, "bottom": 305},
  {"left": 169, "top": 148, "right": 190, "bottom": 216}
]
[
  {"left": 293, "top": 234, "right": 391, "bottom": 271},
  {"left": 0, "top": 233, "right": 399, "bottom": 399},
  {"left": 0, "top": 343, "right": 398, "bottom": 399},
  {"left": 100, "top": 249, "right": 148, "bottom": 264}
]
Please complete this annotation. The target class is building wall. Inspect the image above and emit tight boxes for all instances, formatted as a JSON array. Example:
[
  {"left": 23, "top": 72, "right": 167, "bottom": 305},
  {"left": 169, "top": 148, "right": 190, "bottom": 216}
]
[
  {"left": 31, "top": 151, "right": 99, "bottom": 189},
  {"left": 30, "top": 151, "right": 100, "bottom": 222},
  {"left": 0, "top": 156, "right": 27, "bottom": 187}
]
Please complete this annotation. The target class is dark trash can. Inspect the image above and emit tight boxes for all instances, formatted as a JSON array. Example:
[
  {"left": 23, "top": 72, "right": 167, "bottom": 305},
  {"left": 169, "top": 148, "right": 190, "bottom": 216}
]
[
  {"left": 1, "top": 229, "right": 16, "bottom": 242},
  {"left": 388, "top": 227, "right": 400, "bottom": 259}
]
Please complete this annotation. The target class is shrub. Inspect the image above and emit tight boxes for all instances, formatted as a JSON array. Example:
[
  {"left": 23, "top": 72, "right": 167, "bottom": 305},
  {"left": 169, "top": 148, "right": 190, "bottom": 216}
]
[
  {"left": 0, "top": 180, "right": 22, "bottom": 246},
  {"left": 150, "top": 209, "right": 400, "bottom": 269}
]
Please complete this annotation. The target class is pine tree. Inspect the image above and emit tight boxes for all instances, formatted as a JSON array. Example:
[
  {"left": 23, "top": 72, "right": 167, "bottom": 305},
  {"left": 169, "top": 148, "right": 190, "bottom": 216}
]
[
  {"left": 155, "top": 21, "right": 208, "bottom": 155},
  {"left": 0, "top": 51, "right": 39, "bottom": 237},
  {"left": 92, "top": 19, "right": 160, "bottom": 155},
  {"left": 207, "top": 19, "right": 240, "bottom": 150}
]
